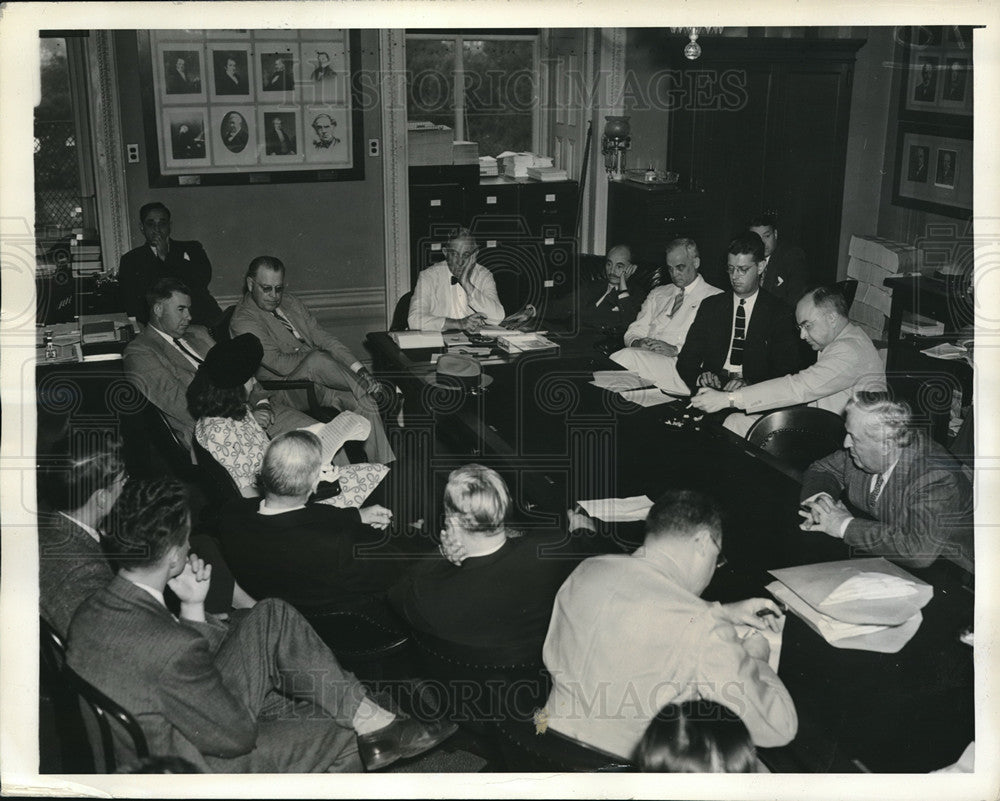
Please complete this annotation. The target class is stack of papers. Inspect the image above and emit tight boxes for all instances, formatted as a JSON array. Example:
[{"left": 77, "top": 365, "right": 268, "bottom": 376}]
[
  {"left": 847, "top": 234, "right": 917, "bottom": 342},
  {"left": 577, "top": 495, "right": 653, "bottom": 522},
  {"left": 497, "top": 151, "right": 553, "bottom": 178},
  {"left": 527, "top": 166, "right": 568, "bottom": 182},
  {"left": 590, "top": 370, "right": 651, "bottom": 391},
  {"left": 901, "top": 311, "right": 945, "bottom": 337},
  {"left": 479, "top": 156, "right": 498, "bottom": 177},
  {"left": 390, "top": 331, "right": 444, "bottom": 349}
]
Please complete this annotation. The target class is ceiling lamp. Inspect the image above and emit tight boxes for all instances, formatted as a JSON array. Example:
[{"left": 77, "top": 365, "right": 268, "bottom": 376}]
[{"left": 684, "top": 28, "right": 702, "bottom": 61}]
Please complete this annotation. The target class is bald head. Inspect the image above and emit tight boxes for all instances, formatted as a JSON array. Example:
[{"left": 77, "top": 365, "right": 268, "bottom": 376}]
[{"left": 605, "top": 244, "right": 635, "bottom": 284}]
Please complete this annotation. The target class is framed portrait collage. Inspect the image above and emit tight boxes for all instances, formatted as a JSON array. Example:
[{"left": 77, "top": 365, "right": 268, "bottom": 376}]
[
  {"left": 892, "top": 25, "right": 973, "bottom": 218},
  {"left": 137, "top": 29, "right": 363, "bottom": 186}
]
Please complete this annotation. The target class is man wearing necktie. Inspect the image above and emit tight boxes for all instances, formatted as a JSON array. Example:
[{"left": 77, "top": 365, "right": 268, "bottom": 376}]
[
  {"left": 677, "top": 232, "right": 800, "bottom": 397},
  {"left": 407, "top": 229, "right": 506, "bottom": 332},
  {"left": 747, "top": 212, "right": 808, "bottom": 308},
  {"left": 608, "top": 238, "right": 722, "bottom": 395},
  {"left": 124, "top": 277, "right": 314, "bottom": 450},
  {"left": 798, "top": 391, "right": 973, "bottom": 573},
  {"left": 230, "top": 256, "right": 395, "bottom": 464}
]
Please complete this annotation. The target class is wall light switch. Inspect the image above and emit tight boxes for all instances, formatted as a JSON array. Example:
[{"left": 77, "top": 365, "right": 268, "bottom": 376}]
[
  {"left": 126, "top": 143, "right": 140, "bottom": 163},
  {"left": 368, "top": 139, "right": 380, "bottom": 157}
]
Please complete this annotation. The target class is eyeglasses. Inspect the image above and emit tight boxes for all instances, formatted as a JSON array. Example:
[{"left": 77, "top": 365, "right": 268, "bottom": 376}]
[
  {"left": 726, "top": 265, "right": 756, "bottom": 276},
  {"left": 710, "top": 535, "right": 728, "bottom": 569}
]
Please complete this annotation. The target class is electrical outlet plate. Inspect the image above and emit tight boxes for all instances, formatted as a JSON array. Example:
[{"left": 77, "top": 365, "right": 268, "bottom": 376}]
[
  {"left": 368, "top": 139, "right": 379, "bottom": 157},
  {"left": 126, "top": 143, "right": 140, "bottom": 163}
]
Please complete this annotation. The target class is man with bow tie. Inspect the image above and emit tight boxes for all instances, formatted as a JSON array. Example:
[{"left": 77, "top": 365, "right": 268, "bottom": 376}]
[
  {"left": 124, "top": 277, "right": 314, "bottom": 451},
  {"left": 118, "top": 202, "right": 224, "bottom": 328},
  {"left": 608, "top": 237, "right": 722, "bottom": 394},
  {"left": 407, "top": 229, "right": 506, "bottom": 332}
]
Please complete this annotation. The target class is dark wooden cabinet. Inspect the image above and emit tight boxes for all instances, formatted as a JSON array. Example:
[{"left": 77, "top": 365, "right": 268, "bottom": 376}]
[
  {"left": 606, "top": 182, "right": 705, "bottom": 273},
  {"left": 665, "top": 38, "right": 863, "bottom": 287},
  {"left": 409, "top": 168, "right": 579, "bottom": 317}
]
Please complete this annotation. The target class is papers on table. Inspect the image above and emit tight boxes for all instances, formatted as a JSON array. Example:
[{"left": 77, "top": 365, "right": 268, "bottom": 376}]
[
  {"left": 591, "top": 370, "right": 651, "bottom": 391},
  {"left": 920, "top": 342, "right": 970, "bottom": 362},
  {"left": 577, "top": 495, "right": 653, "bottom": 523},
  {"left": 766, "top": 557, "right": 932, "bottom": 652},
  {"left": 390, "top": 330, "right": 445, "bottom": 349},
  {"left": 620, "top": 388, "right": 673, "bottom": 407}
]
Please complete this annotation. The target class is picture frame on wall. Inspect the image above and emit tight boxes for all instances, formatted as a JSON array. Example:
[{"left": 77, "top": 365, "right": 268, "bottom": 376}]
[
  {"left": 137, "top": 29, "right": 364, "bottom": 186},
  {"left": 892, "top": 122, "right": 971, "bottom": 219},
  {"left": 899, "top": 25, "right": 973, "bottom": 120}
]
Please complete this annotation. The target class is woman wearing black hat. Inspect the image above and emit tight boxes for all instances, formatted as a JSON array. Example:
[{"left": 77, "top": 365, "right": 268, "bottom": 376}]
[{"left": 187, "top": 334, "right": 371, "bottom": 498}]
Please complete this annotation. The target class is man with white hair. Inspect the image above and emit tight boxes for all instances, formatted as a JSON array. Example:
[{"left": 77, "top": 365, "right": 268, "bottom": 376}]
[{"left": 800, "top": 391, "right": 974, "bottom": 572}]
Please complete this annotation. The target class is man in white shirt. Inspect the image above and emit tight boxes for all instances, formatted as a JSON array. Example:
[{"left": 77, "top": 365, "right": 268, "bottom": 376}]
[
  {"left": 609, "top": 238, "right": 722, "bottom": 394},
  {"left": 408, "top": 229, "right": 506, "bottom": 332}
]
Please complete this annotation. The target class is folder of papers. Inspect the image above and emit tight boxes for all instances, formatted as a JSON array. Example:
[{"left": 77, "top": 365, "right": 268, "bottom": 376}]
[{"left": 390, "top": 331, "right": 445, "bottom": 349}]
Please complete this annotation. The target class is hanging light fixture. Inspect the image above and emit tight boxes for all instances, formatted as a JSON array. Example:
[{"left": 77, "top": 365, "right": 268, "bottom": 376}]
[{"left": 684, "top": 28, "right": 702, "bottom": 61}]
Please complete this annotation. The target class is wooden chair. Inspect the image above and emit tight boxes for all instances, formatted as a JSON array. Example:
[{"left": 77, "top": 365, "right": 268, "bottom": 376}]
[
  {"left": 746, "top": 407, "right": 846, "bottom": 473},
  {"left": 390, "top": 292, "right": 413, "bottom": 332}
]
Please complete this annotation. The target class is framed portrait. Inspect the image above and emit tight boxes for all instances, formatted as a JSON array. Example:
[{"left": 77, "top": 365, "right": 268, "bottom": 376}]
[
  {"left": 158, "top": 46, "right": 206, "bottom": 103},
  {"left": 892, "top": 122, "right": 971, "bottom": 219},
  {"left": 898, "top": 25, "right": 973, "bottom": 120},
  {"left": 138, "top": 30, "right": 364, "bottom": 185}
]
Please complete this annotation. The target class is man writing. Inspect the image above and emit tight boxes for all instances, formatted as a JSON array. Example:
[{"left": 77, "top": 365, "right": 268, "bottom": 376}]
[
  {"left": 124, "top": 277, "right": 313, "bottom": 449},
  {"left": 609, "top": 237, "right": 722, "bottom": 393},
  {"left": 67, "top": 478, "right": 456, "bottom": 772},
  {"left": 691, "top": 284, "right": 885, "bottom": 436},
  {"left": 677, "top": 231, "right": 800, "bottom": 394},
  {"left": 800, "top": 391, "right": 973, "bottom": 572},
  {"left": 542, "top": 489, "right": 797, "bottom": 759},
  {"left": 118, "top": 201, "right": 223, "bottom": 327},
  {"left": 408, "top": 229, "right": 506, "bottom": 332},
  {"left": 230, "top": 256, "right": 394, "bottom": 464}
]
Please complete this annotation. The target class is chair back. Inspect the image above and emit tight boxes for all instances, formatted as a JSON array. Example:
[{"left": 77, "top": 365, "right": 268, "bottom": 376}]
[
  {"left": 746, "top": 407, "right": 846, "bottom": 473},
  {"left": 213, "top": 305, "right": 236, "bottom": 342},
  {"left": 302, "top": 605, "right": 410, "bottom": 680},
  {"left": 192, "top": 436, "right": 244, "bottom": 506},
  {"left": 390, "top": 292, "right": 413, "bottom": 332},
  {"left": 493, "top": 714, "right": 634, "bottom": 772}
]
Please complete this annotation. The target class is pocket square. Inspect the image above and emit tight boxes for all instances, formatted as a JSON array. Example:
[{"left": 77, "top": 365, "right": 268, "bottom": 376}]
[
  {"left": 777, "top": 275, "right": 784, "bottom": 285},
  {"left": 183, "top": 251, "right": 191, "bottom": 261}
]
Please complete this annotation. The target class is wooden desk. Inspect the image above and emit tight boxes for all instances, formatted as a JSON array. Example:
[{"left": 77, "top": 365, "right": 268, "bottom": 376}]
[{"left": 367, "top": 330, "right": 974, "bottom": 773}]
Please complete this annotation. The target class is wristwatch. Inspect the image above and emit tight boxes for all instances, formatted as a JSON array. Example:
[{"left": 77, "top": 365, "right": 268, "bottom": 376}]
[{"left": 728, "top": 392, "right": 735, "bottom": 408}]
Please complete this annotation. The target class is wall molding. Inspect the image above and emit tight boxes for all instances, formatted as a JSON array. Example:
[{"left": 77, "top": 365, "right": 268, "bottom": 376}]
[
  {"left": 88, "top": 31, "right": 130, "bottom": 272},
  {"left": 380, "top": 29, "right": 410, "bottom": 328}
]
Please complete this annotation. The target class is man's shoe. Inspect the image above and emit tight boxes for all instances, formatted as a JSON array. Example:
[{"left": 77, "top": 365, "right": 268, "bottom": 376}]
[{"left": 358, "top": 717, "right": 458, "bottom": 771}]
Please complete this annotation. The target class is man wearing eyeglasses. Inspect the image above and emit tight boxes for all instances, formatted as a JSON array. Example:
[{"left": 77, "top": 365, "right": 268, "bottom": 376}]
[
  {"left": 541, "top": 489, "right": 797, "bottom": 760},
  {"left": 407, "top": 229, "right": 506, "bottom": 332},
  {"left": 677, "top": 232, "right": 800, "bottom": 396},
  {"left": 230, "top": 256, "right": 395, "bottom": 464}
]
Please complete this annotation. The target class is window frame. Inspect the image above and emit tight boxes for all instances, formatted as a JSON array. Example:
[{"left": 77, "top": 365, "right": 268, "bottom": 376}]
[{"left": 405, "top": 31, "right": 541, "bottom": 153}]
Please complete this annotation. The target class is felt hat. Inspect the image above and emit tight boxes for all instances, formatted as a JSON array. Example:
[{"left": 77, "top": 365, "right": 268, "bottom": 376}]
[
  {"left": 202, "top": 333, "right": 264, "bottom": 388},
  {"left": 422, "top": 353, "right": 493, "bottom": 391}
]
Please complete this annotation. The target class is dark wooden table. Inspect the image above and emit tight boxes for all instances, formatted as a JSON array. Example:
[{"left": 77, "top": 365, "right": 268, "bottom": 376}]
[{"left": 366, "top": 330, "right": 975, "bottom": 773}]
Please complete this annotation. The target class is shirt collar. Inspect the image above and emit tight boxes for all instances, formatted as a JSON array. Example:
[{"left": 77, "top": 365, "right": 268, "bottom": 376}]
[
  {"left": 125, "top": 577, "right": 167, "bottom": 608},
  {"left": 258, "top": 498, "right": 307, "bottom": 515},
  {"left": 59, "top": 511, "right": 101, "bottom": 544}
]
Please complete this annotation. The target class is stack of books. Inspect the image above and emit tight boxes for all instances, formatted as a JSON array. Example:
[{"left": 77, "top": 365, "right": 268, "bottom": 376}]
[
  {"left": 71, "top": 240, "right": 103, "bottom": 276},
  {"left": 526, "top": 166, "right": 568, "bottom": 182},
  {"left": 453, "top": 141, "right": 479, "bottom": 165},
  {"left": 497, "top": 332, "right": 559, "bottom": 355},
  {"left": 498, "top": 151, "right": 553, "bottom": 178},
  {"left": 478, "top": 156, "right": 498, "bottom": 177},
  {"left": 407, "top": 122, "right": 454, "bottom": 166},
  {"left": 846, "top": 235, "right": 916, "bottom": 342}
]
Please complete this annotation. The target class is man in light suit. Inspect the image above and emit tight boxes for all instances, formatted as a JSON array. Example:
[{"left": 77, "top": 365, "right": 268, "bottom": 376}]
[
  {"left": 230, "top": 256, "right": 394, "bottom": 464},
  {"left": 123, "top": 277, "right": 313, "bottom": 449},
  {"left": 408, "top": 229, "right": 506, "bottom": 332},
  {"left": 800, "top": 391, "right": 973, "bottom": 573},
  {"left": 609, "top": 238, "right": 722, "bottom": 395},
  {"left": 691, "top": 284, "right": 886, "bottom": 436},
  {"left": 677, "top": 231, "right": 800, "bottom": 394},
  {"left": 541, "top": 489, "right": 797, "bottom": 760},
  {"left": 66, "top": 478, "right": 456, "bottom": 772},
  {"left": 748, "top": 213, "right": 809, "bottom": 308}
]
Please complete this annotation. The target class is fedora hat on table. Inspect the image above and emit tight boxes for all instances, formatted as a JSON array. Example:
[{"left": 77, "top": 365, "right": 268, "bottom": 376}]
[{"left": 422, "top": 353, "right": 493, "bottom": 392}]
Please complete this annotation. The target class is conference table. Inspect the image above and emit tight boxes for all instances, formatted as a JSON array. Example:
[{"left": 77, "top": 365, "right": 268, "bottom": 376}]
[{"left": 367, "top": 330, "right": 975, "bottom": 774}]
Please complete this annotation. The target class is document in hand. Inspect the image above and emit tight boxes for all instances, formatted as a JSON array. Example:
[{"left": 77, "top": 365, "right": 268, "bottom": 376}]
[{"left": 766, "top": 557, "right": 932, "bottom": 653}]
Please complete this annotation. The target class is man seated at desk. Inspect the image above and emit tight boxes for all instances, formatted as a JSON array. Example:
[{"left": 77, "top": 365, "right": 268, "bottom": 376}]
[
  {"left": 124, "top": 277, "right": 315, "bottom": 449},
  {"left": 118, "top": 202, "right": 224, "bottom": 329},
  {"left": 408, "top": 229, "right": 506, "bottom": 332},
  {"left": 800, "top": 390, "right": 974, "bottom": 572},
  {"left": 678, "top": 231, "right": 800, "bottom": 394},
  {"left": 541, "top": 489, "right": 797, "bottom": 760},
  {"left": 691, "top": 284, "right": 885, "bottom": 436},
  {"left": 230, "top": 256, "right": 394, "bottom": 464},
  {"left": 545, "top": 243, "right": 646, "bottom": 334},
  {"left": 609, "top": 237, "right": 722, "bottom": 393}
]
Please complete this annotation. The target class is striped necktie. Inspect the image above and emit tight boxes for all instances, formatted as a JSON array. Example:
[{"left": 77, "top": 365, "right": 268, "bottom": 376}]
[
  {"left": 868, "top": 472, "right": 884, "bottom": 509},
  {"left": 667, "top": 288, "right": 685, "bottom": 317},
  {"left": 729, "top": 299, "right": 746, "bottom": 366},
  {"left": 272, "top": 309, "right": 306, "bottom": 343},
  {"left": 172, "top": 337, "right": 203, "bottom": 364}
]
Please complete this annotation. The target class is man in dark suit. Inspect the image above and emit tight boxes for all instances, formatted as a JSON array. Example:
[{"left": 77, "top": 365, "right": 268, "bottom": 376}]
[
  {"left": 215, "top": 55, "right": 248, "bottom": 95},
  {"left": 123, "top": 277, "right": 313, "bottom": 448},
  {"left": 747, "top": 212, "right": 809, "bottom": 307},
  {"left": 800, "top": 391, "right": 973, "bottom": 572},
  {"left": 117, "top": 202, "right": 223, "bottom": 327},
  {"left": 218, "top": 430, "right": 399, "bottom": 612},
  {"left": 265, "top": 117, "right": 296, "bottom": 155},
  {"left": 66, "top": 478, "right": 456, "bottom": 772},
  {"left": 264, "top": 56, "right": 295, "bottom": 91},
  {"left": 678, "top": 231, "right": 800, "bottom": 394}
]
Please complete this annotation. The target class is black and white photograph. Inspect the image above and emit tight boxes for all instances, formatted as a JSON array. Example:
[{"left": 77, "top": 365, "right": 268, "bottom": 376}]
[
  {"left": 934, "top": 147, "right": 957, "bottom": 188},
  {"left": 161, "top": 49, "right": 202, "bottom": 96},
  {"left": 211, "top": 47, "right": 250, "bottom": 97},
  {"left": 165, "top": 108, "right": 207, "bottom": 162},
  {"left": 5, "top": 7, "right": 998, "bottom": 801}
]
